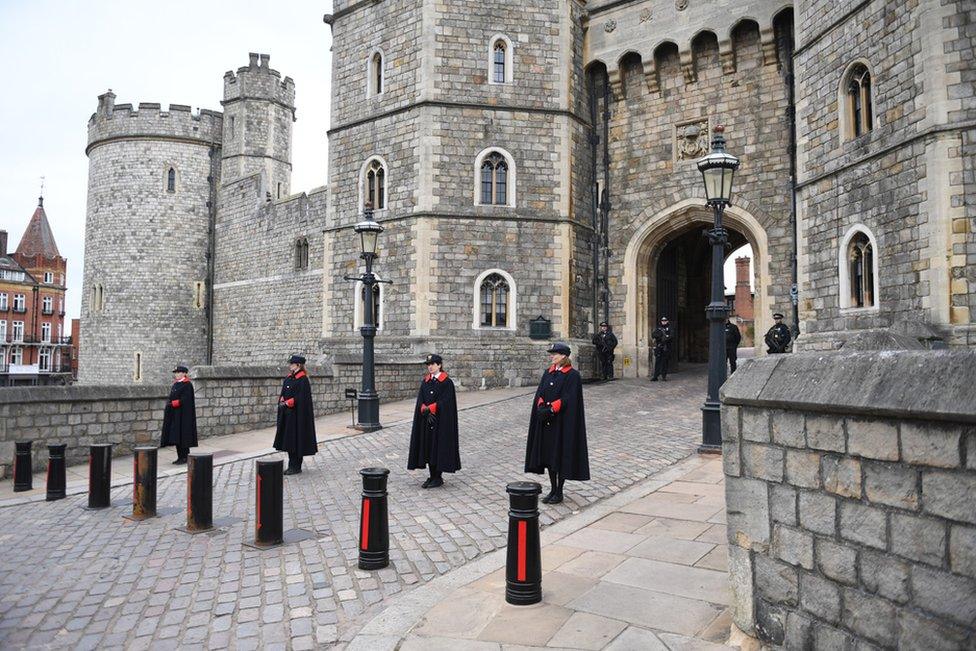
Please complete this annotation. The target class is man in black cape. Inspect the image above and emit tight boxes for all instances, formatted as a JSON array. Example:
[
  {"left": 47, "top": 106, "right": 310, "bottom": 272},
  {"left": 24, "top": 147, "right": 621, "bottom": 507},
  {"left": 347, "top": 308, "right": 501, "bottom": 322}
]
[
  {"left": 725, "top": 318, "right": 742, "bottom": 373},
  {"left": 161, "top": 365, "right": 198, "bottom": 464},
  {"left": 592, "top": 321, "right": 618, "bottom": 381},
  {"left": 525, "top": 342, "right": 589, "bottom": 504},
  {"left": 274, "top": 355, "right": 318, "bottom": 475},
  {"left": 408, "top": 354, "right": 460, "bottom": 488},
  {"left": 651, "top": 316, "right": 674, "bottom": 381},
  {"left": 764, "top": 313, "right": 792, "bottom": 354}
]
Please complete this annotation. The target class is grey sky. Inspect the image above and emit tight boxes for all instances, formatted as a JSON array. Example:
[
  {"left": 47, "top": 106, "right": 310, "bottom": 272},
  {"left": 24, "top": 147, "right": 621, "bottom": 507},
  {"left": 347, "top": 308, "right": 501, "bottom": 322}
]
[{"left": 0, "top": 0, "right": 334, "bottom": 321}]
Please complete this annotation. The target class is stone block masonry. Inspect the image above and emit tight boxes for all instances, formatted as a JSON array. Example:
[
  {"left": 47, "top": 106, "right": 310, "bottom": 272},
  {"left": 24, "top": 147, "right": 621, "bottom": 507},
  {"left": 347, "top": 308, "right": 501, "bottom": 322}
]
[{"left": 722, "top": 350, "right": 976, "bottom": 648}]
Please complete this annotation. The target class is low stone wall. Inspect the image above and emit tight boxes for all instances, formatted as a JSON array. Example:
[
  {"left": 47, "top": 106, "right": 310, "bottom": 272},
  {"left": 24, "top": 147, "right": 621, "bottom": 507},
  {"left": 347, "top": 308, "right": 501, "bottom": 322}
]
[
  {"left": 721, "top": 350, "right": 976, "bottom": 648},
  {"left": 0, "top": 359, "right": 421, "bottom": 479}
]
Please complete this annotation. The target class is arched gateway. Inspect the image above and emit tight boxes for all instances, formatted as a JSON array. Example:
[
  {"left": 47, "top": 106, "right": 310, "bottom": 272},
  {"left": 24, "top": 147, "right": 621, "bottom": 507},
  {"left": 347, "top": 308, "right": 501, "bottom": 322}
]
[{"left": 620, "top": 198, "right": 771, "bottom": 378}]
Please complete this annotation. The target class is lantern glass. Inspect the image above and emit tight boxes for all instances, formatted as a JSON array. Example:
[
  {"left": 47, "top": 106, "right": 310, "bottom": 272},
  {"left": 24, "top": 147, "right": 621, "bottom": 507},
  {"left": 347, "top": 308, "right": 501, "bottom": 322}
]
[
  {"left": 697, "top": 151, "right": 739, "bottom": 204},
  {"left": 354, "top": 220, "right": 382, "bottom": 256}
]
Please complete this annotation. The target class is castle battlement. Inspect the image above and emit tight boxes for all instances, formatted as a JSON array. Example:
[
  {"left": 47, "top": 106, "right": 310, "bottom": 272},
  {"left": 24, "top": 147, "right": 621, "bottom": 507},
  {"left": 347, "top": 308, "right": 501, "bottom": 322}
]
[
  {"left": 86, "top": 90, "right": 223, "bottom": 154},
  {"left": 222, "top": 53, "right": 295, "bottom": 111}
]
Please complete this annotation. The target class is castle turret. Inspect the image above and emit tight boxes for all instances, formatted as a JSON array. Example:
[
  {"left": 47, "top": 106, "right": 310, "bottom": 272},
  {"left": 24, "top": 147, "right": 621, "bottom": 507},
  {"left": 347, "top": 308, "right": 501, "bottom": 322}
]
[
  {"left": 80, "top": 93, "right": 222, "bottom": 384},
  {"left": 221, "top": 53, "right": 296, "bottom": 198}
]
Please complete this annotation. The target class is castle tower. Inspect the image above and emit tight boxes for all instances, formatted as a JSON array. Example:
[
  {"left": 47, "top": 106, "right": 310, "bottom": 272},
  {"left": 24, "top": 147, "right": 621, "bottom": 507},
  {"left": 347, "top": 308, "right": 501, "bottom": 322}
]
[
  {"left": 79, "top": 91, "right": 222, "bottom": 384},
  {"left": 221, "top": 53, "right": 296, "bottom": 199}
]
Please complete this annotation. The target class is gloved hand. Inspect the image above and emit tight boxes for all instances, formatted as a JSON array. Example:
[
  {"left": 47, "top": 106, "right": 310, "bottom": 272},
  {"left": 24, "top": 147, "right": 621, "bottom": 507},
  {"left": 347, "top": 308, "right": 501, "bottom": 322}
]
[
  {"left": 536, "top": 404, "right": 554, "bottom": 424},
  {"left": 426, "top": 411, "right": 438, "bottom": 427}
]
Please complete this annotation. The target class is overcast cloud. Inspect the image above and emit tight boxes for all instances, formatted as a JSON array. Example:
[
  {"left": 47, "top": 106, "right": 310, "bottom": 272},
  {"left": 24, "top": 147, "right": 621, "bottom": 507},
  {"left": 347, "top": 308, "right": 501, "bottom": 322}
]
[{"left": 0, "top": 0, "right": 334, "bottom": 321}]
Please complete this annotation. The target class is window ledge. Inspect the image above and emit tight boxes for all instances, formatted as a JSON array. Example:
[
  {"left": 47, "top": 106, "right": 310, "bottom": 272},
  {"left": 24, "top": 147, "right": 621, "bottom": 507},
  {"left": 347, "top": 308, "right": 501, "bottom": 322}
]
[
  {"left": 474, "top": 326, "right": 516, "bottom": 332},
  {"left": 840, "top": 306, "right": 880, "bottom": 315}
]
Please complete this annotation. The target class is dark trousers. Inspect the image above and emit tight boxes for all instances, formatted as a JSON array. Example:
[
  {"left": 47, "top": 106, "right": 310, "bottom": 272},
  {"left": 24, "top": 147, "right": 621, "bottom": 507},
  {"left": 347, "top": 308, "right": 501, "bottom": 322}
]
[
  {"left": 598, "top": 354, "right": 614, "bottom": 380},
  {"left": 727, "top": 351, "right": 738, "bottom": 374},
  {"left": 176, "top": 445, "right": 190, "bottom": 460},
  {"left": 428, "top": 465, "right": 442, "bottom": 481},
  {"left": 288, "top": 452, "right": 303, "bottom": 471},
  {"left": 653, "top": 350, "right": 670, "bottom": 379}
]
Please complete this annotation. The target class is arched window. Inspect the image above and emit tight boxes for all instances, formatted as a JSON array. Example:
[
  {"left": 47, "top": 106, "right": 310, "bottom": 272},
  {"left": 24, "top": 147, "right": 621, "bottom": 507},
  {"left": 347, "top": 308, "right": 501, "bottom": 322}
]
[
  {"left": 166, "top": 167, "right": 177, "bottom": 193},
  {"left": 354, "top": 280, "right": 384, "bottom": 330},
  {"left": 294, "top": 237, "right": 309, "bottom": 271},
  {"left": 363, "top": 158, "right": 386, "bottom": 210},
  {"left": 839, "top": 226, "right": 879, "bottom": 310},
  {"left": 488, "top": 35, "right": 514, "bottom": 84},
  {"left": 368, "top": 50, "right": 384, "bottom": 97},
  {"left": 844, "top": 63, "right": 873, "bottom": 139},
  {"left": 481, "top": 153, "right": 508, "bottom": 205},
  {"left": 473, "top": 269, "right": 517, "bottom": 330}
]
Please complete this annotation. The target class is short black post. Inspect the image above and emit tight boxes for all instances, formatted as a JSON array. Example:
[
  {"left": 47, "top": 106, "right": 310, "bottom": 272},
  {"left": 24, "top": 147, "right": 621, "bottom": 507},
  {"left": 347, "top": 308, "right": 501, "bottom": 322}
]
[
  {"left": 505, "top": 481, "right": 543, "bottom": 605},
  {"left": 358, "top": 467, "right": 390, "bottom": 570},
  {"left": 127, "top": 446, "right": 158, "bottom": 520},
  {"left": 88, "top": 443, "right": 112, "bottom": 509},
  {"left": 13, "top": 441, "right": 33, "bottom": 492},
  {"left": 186, "top": 453, "right": 213, "bottom": 532},
  {"left": 252, "top": 460, "right": 283, "bottom": 547},
  {"left": 46, "top": 444, "right": 67, "bottom": 501}
]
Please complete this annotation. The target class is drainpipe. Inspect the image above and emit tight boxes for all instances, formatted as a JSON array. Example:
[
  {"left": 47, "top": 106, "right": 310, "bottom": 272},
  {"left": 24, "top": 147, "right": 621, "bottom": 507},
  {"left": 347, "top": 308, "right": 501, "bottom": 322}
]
[
  {"left": 601, "top": 73, "right": 612, "bottom": 327},
  {"left": 205, "top": 145, "right": 219, "bottom": 364},
  {"left": 589, "top": 71, "right": 601, "bottom": 338},
  {"left": 779, "top": 19, "right": 800, "bottom": 338}
]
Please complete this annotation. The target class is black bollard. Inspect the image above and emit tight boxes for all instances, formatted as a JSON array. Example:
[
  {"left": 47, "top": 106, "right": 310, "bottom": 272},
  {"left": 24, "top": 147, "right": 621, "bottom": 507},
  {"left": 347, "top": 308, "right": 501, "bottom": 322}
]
[
  {"left": 127, "top": 447, "right": 158, "bottom": 520},
  {"left": 505, "top": 481, "right": 543, "bottom": 605},
  {"left": 358, "top": 467, "right": 391, "bottom": 570},
  {"left": 252, "top": 460, "right": 283, "bottom": 548},
  {"left": 13, "top": 441, "right": 33, "bottom": 492},
  {"left": 185, "top": 453, "right": 213, "bottom": 532},
  {"left": 88, "top": 443, "right": 113, "bottom": 509},
  {"left": 46, "top": 444, "right": 67, "bottom": 501}
]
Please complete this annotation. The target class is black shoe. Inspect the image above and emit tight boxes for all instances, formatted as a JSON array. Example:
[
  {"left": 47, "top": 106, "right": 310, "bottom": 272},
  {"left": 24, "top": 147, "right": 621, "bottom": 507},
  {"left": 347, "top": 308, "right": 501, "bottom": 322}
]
[
  {"left": 421, "top": 478, "right": 433, "bottom": 488},
  {"left": 549, "top": 492, "right": 564, "bottom": 504},
  {"left": 650, "top": 377, "right": 658, "bottom": 382},
  {"left": 173, "top": 458, "right": 187, "bottom": 465},
  {"left": 662, "top": 377, "right": 668, "bottom": 382},
  {"left": 541, "top": 492, "right": 553, "bottom": 504},
  {"left": 427, "top": 478, "right": 444, "bottom": 488},
  {"left": 284, "top": 467, "right": 301, "bottom": 475}
]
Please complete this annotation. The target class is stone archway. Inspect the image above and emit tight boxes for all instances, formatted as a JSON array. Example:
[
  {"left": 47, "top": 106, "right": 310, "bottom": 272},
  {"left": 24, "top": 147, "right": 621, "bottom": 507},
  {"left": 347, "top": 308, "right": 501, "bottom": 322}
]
[{"left": 620, "top": 198, "right": 771, "bottom": 378}]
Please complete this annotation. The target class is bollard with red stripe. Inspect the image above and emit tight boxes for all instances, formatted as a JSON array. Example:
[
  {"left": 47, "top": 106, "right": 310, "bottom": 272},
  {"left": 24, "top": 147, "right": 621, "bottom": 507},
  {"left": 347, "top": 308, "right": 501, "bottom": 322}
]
[
  {"left": 46, "top": 444, "right": 67, "bottom": 501},
  {"left": 13, "top": 441, "right": 33, "bottom": 492},
  {"left": 252, "top": 460, "right": 283, "bottom": 548},
  {"left": 88, "top": 444, "right": 113, "bottom": 508},
  {"left": 358, "top": 467, "right": 390, "bottom": 570},
  {"left": 505, "top": 481, "right": 543, "bottom": 605},
  {"left": 127, "top": 446, "right": 158, "bottom": 520}
]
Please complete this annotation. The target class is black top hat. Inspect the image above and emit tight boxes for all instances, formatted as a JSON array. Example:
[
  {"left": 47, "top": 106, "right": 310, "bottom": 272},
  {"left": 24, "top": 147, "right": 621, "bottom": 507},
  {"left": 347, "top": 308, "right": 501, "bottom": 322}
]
[
  {"left": 172, "top": 365, "right": 189, "bottom": 374},
  {"left": 424, "top": 354, "right": 443, "bottom": 365},
  {"left": 289, "top": 354, "right": 307, "bottom": 365},
  {"left": 547, "top": 342, "right": 571, "bottom": 355},
  {"left": 773, "top": 313, "right": 784, "bottom": 319}
]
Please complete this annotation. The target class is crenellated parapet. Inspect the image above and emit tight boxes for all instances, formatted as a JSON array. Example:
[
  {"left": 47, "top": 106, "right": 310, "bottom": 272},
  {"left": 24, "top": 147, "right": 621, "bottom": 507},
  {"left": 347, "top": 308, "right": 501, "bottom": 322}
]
[
  {"left": 222, "top": 53, "right": 296, "bottom": 117},
  {"left": 584, "top": 0, "right": 793, "bottom": 100},
  {"left": 86, "top": 90, "right": 223, "bottom": 155}
]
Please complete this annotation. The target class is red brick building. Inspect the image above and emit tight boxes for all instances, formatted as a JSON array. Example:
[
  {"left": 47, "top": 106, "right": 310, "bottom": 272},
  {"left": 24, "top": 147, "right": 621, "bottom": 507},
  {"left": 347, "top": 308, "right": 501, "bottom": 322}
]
[{"left": 0, "top": 197, "right": 71, "bottom": 386}]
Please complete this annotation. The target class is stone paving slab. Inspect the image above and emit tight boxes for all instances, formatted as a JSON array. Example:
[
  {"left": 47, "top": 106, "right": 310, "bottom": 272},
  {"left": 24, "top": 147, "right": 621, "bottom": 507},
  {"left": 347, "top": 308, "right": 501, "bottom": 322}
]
[{"left": 0, "top": 371, "right": 707, "bottom": 649}]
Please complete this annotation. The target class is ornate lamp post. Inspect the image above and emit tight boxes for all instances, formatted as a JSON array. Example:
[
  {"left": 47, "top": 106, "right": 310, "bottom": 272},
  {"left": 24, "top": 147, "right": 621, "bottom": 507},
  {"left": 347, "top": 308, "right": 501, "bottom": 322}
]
[
  {"left": 696, "top": 126, "right": 740, "bottom": 452},
  {"left": 346, "top": 203, "right": 386, "bottom": 432}
]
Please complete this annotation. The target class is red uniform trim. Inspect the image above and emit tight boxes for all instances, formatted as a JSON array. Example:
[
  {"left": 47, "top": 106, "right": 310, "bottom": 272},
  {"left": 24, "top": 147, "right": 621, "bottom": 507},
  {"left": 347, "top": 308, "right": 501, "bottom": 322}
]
[
  {"left": 429, "top": 402, "right": 438, "bottom": 415},
  {"left": 284, "top": 398, "right": 295, "bottom": 408},
  {"left": 171, "top": 399, "right": 180, "bottom": 408},
  {"left": 551, "top": 399, "right": 562, "bottom": 413},
  {"left": 178, "top": 376, "right": 191, "bottom": 383},
  {"left": 420, "top": 403, "right": 429, "bottom": 414},
  {"left": 361, "top": 498, "right": 371, "bottom": 550},
  {"left": 546, "top": 363, "right": 572, "bottom": 374},
  {"left": 423, "top": 373, "right": 431, "bottom": 382},
  {"left": 435, "top": 372, "right": 448, "bottom": 382},
  {"left": 295, "top": 371, "right": 307, "bottom": 379},
  {"left": 536, "top": 397, "right": 544, "bottom": 407},
  {"left": 517, "top": 520, "right": 527, "bottom": 581}
]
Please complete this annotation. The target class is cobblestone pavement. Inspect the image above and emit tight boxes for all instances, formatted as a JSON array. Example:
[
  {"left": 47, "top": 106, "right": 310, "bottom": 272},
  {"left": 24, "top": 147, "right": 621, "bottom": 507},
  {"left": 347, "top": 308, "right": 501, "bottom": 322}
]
[{"left": 0, "top": 369, "right": 706, "bottom": 649}]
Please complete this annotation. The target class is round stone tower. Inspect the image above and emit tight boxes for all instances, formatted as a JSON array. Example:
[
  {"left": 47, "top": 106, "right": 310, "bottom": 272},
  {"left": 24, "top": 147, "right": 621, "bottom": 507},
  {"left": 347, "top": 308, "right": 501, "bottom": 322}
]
[{"left": 79, "top": 91, "right": 222, "bottom": 385}]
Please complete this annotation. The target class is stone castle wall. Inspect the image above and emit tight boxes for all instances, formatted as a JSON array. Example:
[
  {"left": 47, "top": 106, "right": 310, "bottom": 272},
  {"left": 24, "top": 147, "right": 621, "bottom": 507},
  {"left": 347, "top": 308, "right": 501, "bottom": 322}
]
[
  {"left": 80, "top": 93, "right": 222, "bottom": 385},
  {"left": 794, "top": 0, "right": 976, "bottom": 350},
  {"left": 722, "top": 350, "right": 976, "bottom": 648}
]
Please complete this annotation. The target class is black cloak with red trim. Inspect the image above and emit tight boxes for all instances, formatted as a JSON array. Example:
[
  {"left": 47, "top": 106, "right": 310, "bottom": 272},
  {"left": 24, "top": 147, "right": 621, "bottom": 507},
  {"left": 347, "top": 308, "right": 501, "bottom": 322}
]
[
  {"left": 274, "top": 371, "right": 318, "bottom": 457},
  {"left": 407, "top": 372, "right": 461, "bottom": 473},
  {"left": 161, "top": 379, "right": 198, "bottom": 449},
  {"left": 524, "top": 364, "right": 590, "bottom": 480}
]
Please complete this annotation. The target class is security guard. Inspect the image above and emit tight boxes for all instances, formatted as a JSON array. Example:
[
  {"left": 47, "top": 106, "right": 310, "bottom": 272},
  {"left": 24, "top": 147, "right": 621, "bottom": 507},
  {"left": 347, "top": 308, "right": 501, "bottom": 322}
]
[
  {"left": 725, "top": 319, "right": 742, "bottom": 373},
  {"left": 273, "top": 355, "right": 318, "bottom": 475},
  {"left": 651, "top": 317, "right": 674, "bottom": 381},
  {"left": 764, "top": 313, "right": 792, "bottom": 354},
  {"left": 592, "top": 322, "right": 618, "bottom": 381},
  {"left": 407, "top": 354, "right": 461, "bottom": 488},
  {"left": 161, "top": 365, "right": 198, "bottom": 464}
]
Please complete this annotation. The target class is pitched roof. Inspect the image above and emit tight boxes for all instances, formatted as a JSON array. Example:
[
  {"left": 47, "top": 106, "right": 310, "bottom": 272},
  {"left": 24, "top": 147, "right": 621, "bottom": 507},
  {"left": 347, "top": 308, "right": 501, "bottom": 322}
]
[{"left": 15, "top": 197, "right": 61, "bottom": 259}]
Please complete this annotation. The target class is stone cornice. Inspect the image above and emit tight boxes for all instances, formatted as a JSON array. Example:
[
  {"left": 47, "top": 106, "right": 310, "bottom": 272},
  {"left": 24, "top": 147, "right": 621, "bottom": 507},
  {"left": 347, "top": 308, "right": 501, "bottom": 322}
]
[{"left": 322, "top": 211, "right": 597, "bottom": 234}]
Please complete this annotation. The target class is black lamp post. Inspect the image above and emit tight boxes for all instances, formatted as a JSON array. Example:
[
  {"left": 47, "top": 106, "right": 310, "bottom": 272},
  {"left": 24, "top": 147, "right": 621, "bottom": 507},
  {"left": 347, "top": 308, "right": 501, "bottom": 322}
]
[
  {"left": 346, "top": 203, "right": 386, "bottom": 432},
  {"left": 696, "top": 125, "right": 740, "bottom": 453}
]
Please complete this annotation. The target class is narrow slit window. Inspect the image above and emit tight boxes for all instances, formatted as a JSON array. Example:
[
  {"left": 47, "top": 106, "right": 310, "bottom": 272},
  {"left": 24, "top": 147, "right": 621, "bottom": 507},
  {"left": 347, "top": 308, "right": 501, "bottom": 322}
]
[{"left": 167, "top": 167, "right": 176, "bottom": 193}]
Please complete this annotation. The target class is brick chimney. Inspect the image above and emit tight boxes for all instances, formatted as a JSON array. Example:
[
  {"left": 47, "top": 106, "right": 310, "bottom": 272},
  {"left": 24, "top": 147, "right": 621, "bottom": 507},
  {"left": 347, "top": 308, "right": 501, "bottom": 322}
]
[
  {"left": 0, "top": 230, "right": 7, "bottom": 256},
  {"left": 734, "top": 256, "right": 754, "bottom": 320}
]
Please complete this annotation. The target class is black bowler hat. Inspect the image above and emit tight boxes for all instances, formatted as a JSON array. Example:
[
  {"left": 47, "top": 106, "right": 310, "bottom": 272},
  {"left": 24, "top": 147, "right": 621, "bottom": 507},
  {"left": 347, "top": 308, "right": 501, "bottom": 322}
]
[
  {"left": 289, "top": 354, "right": 307, "bottom": 365},
  {"left": 773, "top": 313, "right": 784, "bottom": 319},
  {"left": 600, "top": 321, "right": 609, "bottom": 327},
  {"left": 547, "top": 342, "right": 571, "bottom": 355},
  {"left": 172, "top": 365, "right": 188, "bottom": 373},
  {"left": 424, "top": 354, "right": 443, "bottom": 365}
]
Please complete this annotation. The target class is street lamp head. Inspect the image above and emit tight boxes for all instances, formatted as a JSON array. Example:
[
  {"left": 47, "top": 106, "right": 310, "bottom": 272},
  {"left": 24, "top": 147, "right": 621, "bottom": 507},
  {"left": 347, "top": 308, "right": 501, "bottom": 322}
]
[
  {"left": 354, "top": 206, "right": 383, "bottom": 258},
  {"left": 697, "top": 125, "right": 740, "bottom": 206}
]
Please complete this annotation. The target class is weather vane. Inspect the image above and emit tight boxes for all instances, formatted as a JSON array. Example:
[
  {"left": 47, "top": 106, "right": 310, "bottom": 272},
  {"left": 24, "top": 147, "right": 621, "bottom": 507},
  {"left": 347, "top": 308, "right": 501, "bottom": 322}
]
[{"left": 40, "top": 176, "right": 45, "bottom": 199}]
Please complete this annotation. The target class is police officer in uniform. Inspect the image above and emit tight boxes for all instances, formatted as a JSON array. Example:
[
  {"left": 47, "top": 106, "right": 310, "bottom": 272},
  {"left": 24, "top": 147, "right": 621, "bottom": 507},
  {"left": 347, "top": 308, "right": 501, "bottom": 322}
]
[
  {"left": 651, "top": 317, "right": 674, "bottom": 381},
  {"left": 592, "top": 322, "right": 618, "bottom": 381},
  {"left": 764, "top": 313, "right": 792, "bottom": 354},
  {"left": 525, "top": 343, "right": 590, "bottom": 504},
  {"left": 161, "top": 365, "right": 198, "bottom": 464},
  {"left": 274, "top": 355, "right": 318, "bottom": 475},
  {"left": 408, "top": 354, "right": 461, "bottom": 488},
  {"left": 725, "top": 319, "right": 742, "bottom": 373}
]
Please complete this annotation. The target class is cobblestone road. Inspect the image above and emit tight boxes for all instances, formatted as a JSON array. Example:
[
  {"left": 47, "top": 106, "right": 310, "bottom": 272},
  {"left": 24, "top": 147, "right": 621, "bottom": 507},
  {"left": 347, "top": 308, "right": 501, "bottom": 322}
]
[{"left": 0, "top": 370, "right": 706, "bottom": 650}]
